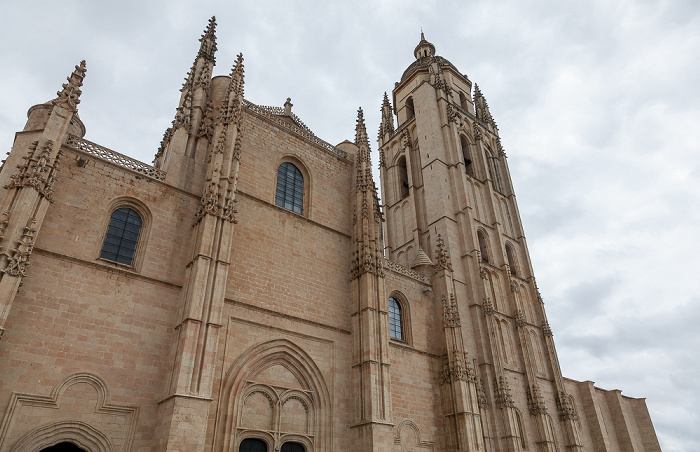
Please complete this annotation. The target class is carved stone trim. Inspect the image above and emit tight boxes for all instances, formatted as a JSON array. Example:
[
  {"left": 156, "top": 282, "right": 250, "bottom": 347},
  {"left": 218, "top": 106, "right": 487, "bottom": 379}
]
[
  {"left": 242, "top": 99, "right": 347, "bottom": 159},
  {"left": 442, "top": 293, "right": 461, "bottom": 328},
  {"left": 66, "top": 135, "right": 166, "bottom": 181},
  {"left": 556, "top": 392, "right": 579, "bottom": 422},
  {"left": 494, "top": 375, "right": 514, "bottom": 409},
  {"left": 0, "top": 372, "right": 139, "bottom": 452},
  {"left": 1, "top": 218, "right": 37, "bottom": 278},
  {"left": 542, "top": 321, "right": 553, "bottom": 337},
  {"left": 383, "top": 259, "right": 429, "bottom": 284},
  {"left": 4, "top": 141, "right": 63, "bottom": 202},
  {"left": 434, "top": 234, "right": 452, "bottom": 272},
  {"left": 527, "top": 384, "right": 548, "bottom": 416},
  {"left": 483, "top": 298, "right": 494, "bottom": 316}
]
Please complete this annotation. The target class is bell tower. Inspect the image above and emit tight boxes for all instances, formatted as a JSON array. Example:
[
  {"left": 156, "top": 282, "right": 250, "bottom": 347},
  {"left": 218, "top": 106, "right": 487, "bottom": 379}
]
[{"left": 379, "top": 34, "right": 584, "bottom": 452}]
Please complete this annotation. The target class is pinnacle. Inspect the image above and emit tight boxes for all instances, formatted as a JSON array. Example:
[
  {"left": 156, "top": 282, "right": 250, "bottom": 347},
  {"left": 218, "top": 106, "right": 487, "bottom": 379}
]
[
  {"left": 382, "top": 92, "right": 391, "bottom": 108},
  {"left": 52, "top": 60, "right": 87, "bottom": 112},
  {"left": 197, "top": 16, "right": 218, "bottom": 63},
  {"left": 355, "top": 107, "right": 369, "bottom": 148},
  {"left": 224, "top": 53, "right": 245, "bottom": 99}
]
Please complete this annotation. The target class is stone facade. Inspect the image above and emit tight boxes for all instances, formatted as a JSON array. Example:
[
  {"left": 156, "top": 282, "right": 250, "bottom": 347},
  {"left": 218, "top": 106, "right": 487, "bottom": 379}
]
[{"left": 0, "top": 19, "right": 660, "bottom": 452}]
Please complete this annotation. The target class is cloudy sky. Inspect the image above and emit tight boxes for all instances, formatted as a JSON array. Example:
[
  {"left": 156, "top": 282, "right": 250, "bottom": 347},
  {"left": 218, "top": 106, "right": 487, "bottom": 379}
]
[{"left": 2, "top": 1, "right": 698, "bottom": 450}]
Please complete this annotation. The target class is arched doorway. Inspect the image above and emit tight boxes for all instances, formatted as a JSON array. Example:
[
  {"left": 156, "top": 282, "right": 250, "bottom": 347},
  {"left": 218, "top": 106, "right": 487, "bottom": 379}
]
[
  {"left": 41, "top": 443, "right": 87, "bottom": 452},
  {"left": 281, "top": 442, "right": 305, "bottom": 452},
  {"left": 239, "top": 438, "right": 267, "bottom": 452}
]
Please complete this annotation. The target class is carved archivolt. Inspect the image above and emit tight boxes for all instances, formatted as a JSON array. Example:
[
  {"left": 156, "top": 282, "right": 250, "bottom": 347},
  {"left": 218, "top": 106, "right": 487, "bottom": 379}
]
[
  {"left": 215, "top": 339, "right": 331, "bottom": 452},
  {"left": 393, "top": 419, "right": 434, "bottom": 451},
  {"left": 0, "top": 372, "right": 138, "bottom": 452},
  {"left": 9, "top": 420, "right": 113, "bottom": 452}
]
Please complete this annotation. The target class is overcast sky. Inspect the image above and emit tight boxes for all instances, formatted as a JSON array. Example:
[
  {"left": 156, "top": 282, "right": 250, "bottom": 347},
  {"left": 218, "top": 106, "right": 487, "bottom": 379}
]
[{"left": 1, "top": 1, "right": 698, "bottom": 450}]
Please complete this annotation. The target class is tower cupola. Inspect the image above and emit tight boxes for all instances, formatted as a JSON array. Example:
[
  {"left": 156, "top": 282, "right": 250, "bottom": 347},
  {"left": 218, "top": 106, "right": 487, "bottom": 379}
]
[{"left": 413, "top": 31, "right": 435, "bottom": 59}]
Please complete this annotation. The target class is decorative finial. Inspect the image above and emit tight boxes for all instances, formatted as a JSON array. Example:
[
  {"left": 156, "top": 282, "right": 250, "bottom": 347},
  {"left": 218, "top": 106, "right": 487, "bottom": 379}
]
[
  {"left": 52, "top": 60, "right": 87, "bottom": 112},
  {"left": 414, "top": 31, "right": 435, "bottom": 60},
  {"left": 379, "top": 92, "right": 394, "bottom": 138},
  {"left": 355, "top": 107, "right": 369, "bottom": 149},
  {"left": 230, "top": 53, "right": 245, "bottom": 97},
  {"left": 198, "top": 16, "right": 218, "bottom": 63}
]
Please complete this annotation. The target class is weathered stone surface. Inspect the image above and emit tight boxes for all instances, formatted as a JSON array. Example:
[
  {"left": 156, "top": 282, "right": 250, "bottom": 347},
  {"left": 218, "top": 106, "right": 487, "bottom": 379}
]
[{"left": 0, "top": 27, "right": 659, "bottom": 452}]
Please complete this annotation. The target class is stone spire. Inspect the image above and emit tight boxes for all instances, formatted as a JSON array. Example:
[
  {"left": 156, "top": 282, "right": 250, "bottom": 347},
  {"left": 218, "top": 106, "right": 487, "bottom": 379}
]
[
  {"left": 183, "top": 16, "right": 217, "bottom": 92},
  {"left": 195, "top": 53, "right": 245, "bottom": 225},
  {"left": 378, "top": 92, "right": 394, "bottom": 141},
  {"left": 158, "top": 52, "right": 246, "bottom": 451},
  {"left": 351, "top": 108, "right": 392, "bottom": 450},
  {"left": 52, "top": 60, "right": 86, "bottom": 112},
  {"left": 217, "top": 53, "right": 245, "bottom": 126},
  {"left": 0, "top": 61, "right": 83, "bottom": 340},
  {"left": 154, "top": 17, "right": 219, "bottom": 172},
  {"left": 351, "top": 107, "right": 383, "bottom": 280},
  {"left": 474, "top": 83, "right": 497, "bottom": 130}
]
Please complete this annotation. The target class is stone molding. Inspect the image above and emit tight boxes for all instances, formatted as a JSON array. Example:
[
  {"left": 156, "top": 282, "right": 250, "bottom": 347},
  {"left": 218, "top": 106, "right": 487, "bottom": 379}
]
[
  {"left": 242, "top": 100, "right": 348, "bottom": 160},
  {"left": 383, "top": 259, "right": 429, "bottom": 284},
  {"left": 393, "top": 419, "right": 434, "bottom": 450},
  {"left": 9, "top": 420, "right": 113, "bottom": 452},
  {"left": 65, "top": 135, "right": 166, "bottom": 181},
  {"left": 0, "top": 372, "right": 139, "bottom": 452}
]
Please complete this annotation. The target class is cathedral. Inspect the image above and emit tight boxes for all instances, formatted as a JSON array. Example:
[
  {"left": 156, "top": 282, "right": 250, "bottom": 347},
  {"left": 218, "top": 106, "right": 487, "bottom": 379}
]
[{"left": 0, "top": 18, "right": 660, "bottom": 452}]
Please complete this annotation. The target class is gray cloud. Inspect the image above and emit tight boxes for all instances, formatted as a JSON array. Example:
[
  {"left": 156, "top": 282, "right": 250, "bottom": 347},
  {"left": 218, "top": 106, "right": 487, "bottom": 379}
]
[{"left": 2, "top": 1, "right": 699, "bottom": 450}]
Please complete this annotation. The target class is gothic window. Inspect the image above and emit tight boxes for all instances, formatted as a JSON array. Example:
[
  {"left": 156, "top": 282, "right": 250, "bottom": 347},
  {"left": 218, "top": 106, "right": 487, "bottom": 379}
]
[
  {"left": 388, "top": 297, "right": 403, "bottom": 341},
  {"left": 506, "top": 243, "right": 518, "bottom": 277},
  {"left": 477, "top": 230, "right": 490, "bottom": 264},
  {"left": 239, "top": 438, "right": 267, "bottom": 452},
  {"left": 398, "top": 156, "right": 409, "bottom": 199},
  {"left": 281, "top": 442, "right": 305, "bottom": 452},
  {"left": 460, "top": 135, "right": 474, "bottom": 177},
  {"left": 276, "top": 162, "right": 304, "bottom": 214},
  {"left": 99, "top": 207, "right": 143, "bottom": 266}
]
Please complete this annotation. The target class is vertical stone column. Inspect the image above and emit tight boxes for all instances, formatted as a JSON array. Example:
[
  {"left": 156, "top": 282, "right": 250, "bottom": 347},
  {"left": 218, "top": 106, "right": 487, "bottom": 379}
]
[
  {"left": 156, "top": 54, "right": 244, "bottom": 451},
  {"left": 351, "top": 108, "right": 394, "bottom": 451},
  {"left": 434, "top": 235, "right": 486, "bottom": 452},
  {"left": 0, "top": 61, "right": 85, "bottom": 340}
]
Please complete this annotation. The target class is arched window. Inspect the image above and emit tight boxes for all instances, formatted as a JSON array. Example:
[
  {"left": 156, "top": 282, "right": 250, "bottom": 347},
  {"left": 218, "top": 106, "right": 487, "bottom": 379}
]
[
  {"left": 506, "top": 244, "right": 518, "bottom": 276},
  {"left": 281, "top": 442, "right": 305, "bottom": 452},
  {"left": 99, "top": 207, "right": 143, "bottom": 266},
  {"left": 398, "top": 156, "right": 409, "bottom": 199},
  {"left": 477, "top": 230, "right": 490, "bottom": 264},
  {"left": 460, "top": 135, "right": 474, "bottom": 177},
  {"left": 405, "top": 97, "right": 415, "bottom": 121},
  {"left": 388, "top": 297, "right": 403, "bottom": 341},
  {"left": 240, "top": 438, "right": 267, "bottom": 452},
  {"left": 276, "top": 162, "right": 304, "bottom": 214}
]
